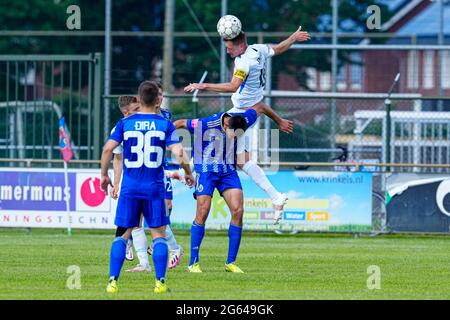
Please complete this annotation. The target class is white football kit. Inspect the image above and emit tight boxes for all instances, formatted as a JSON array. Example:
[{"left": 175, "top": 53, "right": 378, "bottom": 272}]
[{"left": 228, "top": 44, "right": 275, "bottom": 154}]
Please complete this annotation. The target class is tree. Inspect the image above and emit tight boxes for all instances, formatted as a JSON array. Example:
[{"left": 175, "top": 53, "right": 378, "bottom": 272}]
[
  {"left": 173, "top": 0, "right": 394, "bottom": 90},
  {"left": 0, "top": 0, "right": 394, "bottom": 92},
  {"left": 0, "top": 0, "right": 165, "bottom": 93}
]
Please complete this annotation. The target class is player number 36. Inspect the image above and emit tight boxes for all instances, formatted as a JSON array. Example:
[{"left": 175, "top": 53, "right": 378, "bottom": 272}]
[{"left": 124, "top": 130, "right": 165, "bottom": 168}]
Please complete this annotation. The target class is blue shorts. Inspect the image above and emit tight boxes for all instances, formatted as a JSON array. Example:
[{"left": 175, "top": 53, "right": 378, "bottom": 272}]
[
  {"left": 164, "top": 176, "right": 173, "bottom": 200},
  {"left": 194, "top": 170, "right": 242, "bottom": 198},
  {"left": 115, "top": 196, "right": 169, "bottom": 229}
]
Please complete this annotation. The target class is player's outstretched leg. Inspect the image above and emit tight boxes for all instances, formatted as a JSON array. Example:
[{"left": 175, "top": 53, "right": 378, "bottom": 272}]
[
  {"left": 152, "top": 236, "right": 169, "bottom": 293},
  {"left": 241, "top": 159, "right": 288, "bottom": 225},
  {"left": 126, "top": 227, "right": 152, "bottom": 272},
  {"left": 107, "top": 227, "right": 131, "bottom": 293}
]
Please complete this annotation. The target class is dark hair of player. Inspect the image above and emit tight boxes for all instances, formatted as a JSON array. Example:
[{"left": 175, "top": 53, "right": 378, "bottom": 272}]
[
  {"left": 118, "top": 95, "right": 137, "bottom": 111},
  {"left": 228, "top": 114, "right": 248, "bottom": 131},
  {"left": 138, "top": 80, "right": 160, "bottom": 106}
]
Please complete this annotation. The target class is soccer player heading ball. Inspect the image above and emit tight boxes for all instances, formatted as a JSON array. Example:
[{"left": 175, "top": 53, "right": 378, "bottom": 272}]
[
  {"left": 185, "top": 16, "right": 311, "bottom": 224},
  {"left": 175, "top": 103, "right": 290, "bottom": 273}
]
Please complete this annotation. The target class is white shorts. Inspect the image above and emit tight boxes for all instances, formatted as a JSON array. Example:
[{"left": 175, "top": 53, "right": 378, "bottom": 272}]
[{"left": 227, "top": 107, "right": 259, "bottom": 155}]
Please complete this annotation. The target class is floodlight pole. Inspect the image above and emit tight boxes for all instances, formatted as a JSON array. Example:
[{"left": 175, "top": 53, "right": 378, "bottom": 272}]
[
  {"left": 264, "top": 57, "right": 273, "bottom": 166},
  {"left": 385, "top": 73, "right": 400, "bottom": 170},
  {"left": 331, "top": 0, "right": 338, "bottom": 150},
  {"left": 385, "top": 99, "right": 392, "bottom": 166},
  {"left": 220, "top": 0, "right": 228, "bottom": 112},
  {"left": 437, "top": 0, "right": 444, "bottom": 111},
  {"left": 163, "top": 0, "right": 175, "bottom": 102},
  {"left": 104, "top": 0, "right": 112, "bottom": 141}
]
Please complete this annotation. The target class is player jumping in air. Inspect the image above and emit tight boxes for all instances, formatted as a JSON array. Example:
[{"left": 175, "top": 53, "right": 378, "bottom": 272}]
[
  {"left": 101, "top": 81, "right": 194, "bottom": 294},
  {"left": 174, "top": 103, "right": 290, "bottom": 273},
  {"left": 184, "top": 26, "right": 311, "bottom": 224}
]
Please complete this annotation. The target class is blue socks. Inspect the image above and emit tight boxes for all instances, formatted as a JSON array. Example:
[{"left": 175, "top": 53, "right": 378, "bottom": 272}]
[
  {"left": 226, "top": 224, "right": 242, "bottom": 264},
  {"left": 152, "top": 237, "right": 168, "bottom": 281},
  {"left": 189, "top": 222, "right": 242, "bottom": 265},
  {"left": 109, "top": 235, "right": 170, "bottom": 282},
  {"left": 109, "top": 237, "right": 127, "bottom": 280},
  {"left": 190, "top": 221, "right": 205, "bottom": 265}
]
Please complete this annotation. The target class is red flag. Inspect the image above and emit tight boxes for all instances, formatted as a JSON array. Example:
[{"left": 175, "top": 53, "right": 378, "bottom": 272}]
[{"left": 59, "top": 117, "right": 73, "bottom": 162}]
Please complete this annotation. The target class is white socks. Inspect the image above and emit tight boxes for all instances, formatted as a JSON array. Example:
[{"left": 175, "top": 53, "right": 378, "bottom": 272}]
[
  {"left": 133, "top": 225, "right": 180, "bottom": 262},
  {"left": 166, "top": 225, "right": 180, "bottom": 251},
  {"left": 242, "top": 160, "right": 280, "bottom": 201},
  {"left": 131, "top": 227, "right": 150, "bottom": 268}
]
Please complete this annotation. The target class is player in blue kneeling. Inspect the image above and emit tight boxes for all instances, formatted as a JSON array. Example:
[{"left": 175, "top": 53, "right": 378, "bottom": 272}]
[
  {"left": 174, "top": 103, "right": 285, "bottom": 273},
  {"left": 100, "top": 80, "right": 194, "bottom": 293}
]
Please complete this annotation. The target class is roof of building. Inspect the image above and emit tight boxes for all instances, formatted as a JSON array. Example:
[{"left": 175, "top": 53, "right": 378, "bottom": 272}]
[
  {"left": 396, "top": 1, "right": 450, "bottom": 36},
  {"left": 380, "top": 0, "right": 409, "bottom": 11}
]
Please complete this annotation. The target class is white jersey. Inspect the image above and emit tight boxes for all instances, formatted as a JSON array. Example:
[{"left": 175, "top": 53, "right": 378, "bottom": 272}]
[{"left": 231, "top": 44, "right": 275, "bottom": 109}]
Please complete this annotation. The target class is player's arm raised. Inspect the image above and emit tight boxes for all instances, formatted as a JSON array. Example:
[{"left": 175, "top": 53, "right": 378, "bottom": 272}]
[
  {"left": 100, "top": 139, "right": 120, "bottom": 194},
  {"left": 168, "top": 143, "right": 195, "bottom": 188},
  {"left": 184, "top": 75, "right": 243, "bottom": 93},
  {"left": 271, "top": 26, "right": 310, "bottom": 56},
  {"left": 251, "top": 101, "right": 294, "bottom": 134}
]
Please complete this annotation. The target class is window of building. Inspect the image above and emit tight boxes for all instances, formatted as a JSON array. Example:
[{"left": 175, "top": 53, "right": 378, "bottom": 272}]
[
  {"left": 442, "top": 50, "right": 450, "bottom": 89},
  {"left": 306, "top": 68, "right": 317, "bottom": 90},
  {"left": 350, "top": 52, "right": 363, "bottom": 90},
  {"left": 407, "top": 50, "right": 419, "bottom": 89},
  {"left": 337, "top": 65, "right": 347, "bottom": 91},
  {"left": 423, "top": 50, "right": 434, "bottom": 89},
  {"left": 320, "top": 72, "right": 331, "bottom": 91}
]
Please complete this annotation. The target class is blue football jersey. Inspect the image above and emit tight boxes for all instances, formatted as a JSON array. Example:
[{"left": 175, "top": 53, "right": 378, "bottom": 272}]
[
  {"left": 158, "top": 108, "right": 179, "bottom": 170},
  {"left": 160, "top": 108, "right": 173, "bottom": 121},
  {"left": 109, "top": 113, "right": 179, "bottom": 199},
  {"left": 186, "top": 109, "right": 257, "bottom": 173}
]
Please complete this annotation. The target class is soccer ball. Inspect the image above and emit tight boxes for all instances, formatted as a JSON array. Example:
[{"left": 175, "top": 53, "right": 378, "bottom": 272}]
[{"left": 217, "top": 15, "right": 242, "bottom": 40}]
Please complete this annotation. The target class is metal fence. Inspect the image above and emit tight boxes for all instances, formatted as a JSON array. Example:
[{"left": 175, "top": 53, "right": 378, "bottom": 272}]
[
  {"left": 2, "top": 52, "right": 450, "bottom": 174},
  {"left": 105, "top": 92, "right": 450, "bottom": 173},
  {"left": 0, "top": 54, "right": 103, "bottom": 167}
]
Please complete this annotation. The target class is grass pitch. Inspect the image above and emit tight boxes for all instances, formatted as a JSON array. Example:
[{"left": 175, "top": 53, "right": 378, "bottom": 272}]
[{"left": 1, "top": 228, "right": 450, "bottom": 300}]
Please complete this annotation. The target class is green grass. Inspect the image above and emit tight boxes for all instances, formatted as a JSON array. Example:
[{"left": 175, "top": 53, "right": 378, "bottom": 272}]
[{"left": 1, "top": 228, "right": 450, "bottom": 300}]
